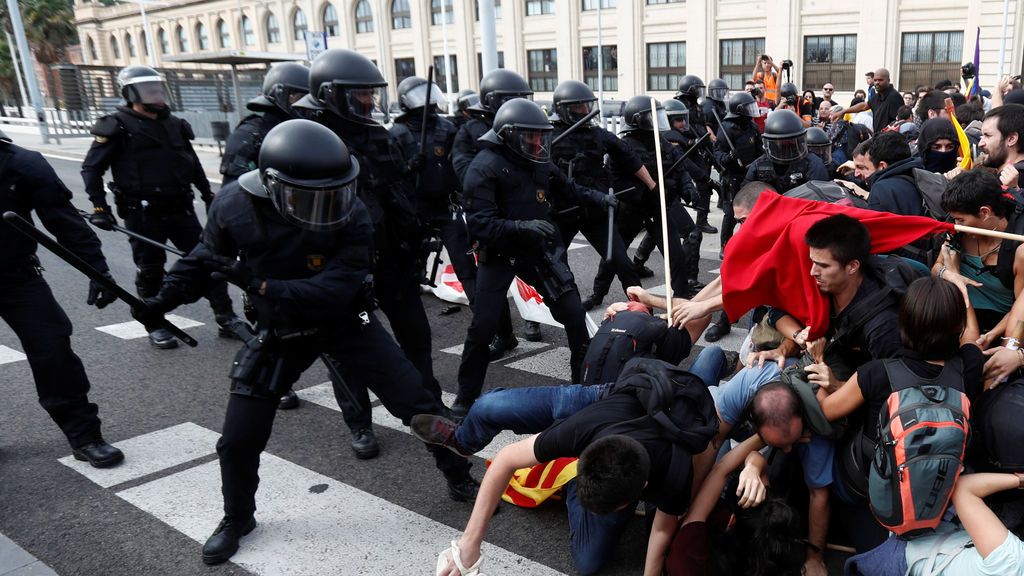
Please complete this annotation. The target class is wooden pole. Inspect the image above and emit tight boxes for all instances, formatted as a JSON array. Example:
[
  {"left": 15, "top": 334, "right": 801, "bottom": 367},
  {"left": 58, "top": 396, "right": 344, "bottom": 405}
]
[
  {"left": 954, "top": 224, "right": 1024, "bottom": 243},
  {"left": 650, "top": 97, "right": 672, "bottom": 326}
]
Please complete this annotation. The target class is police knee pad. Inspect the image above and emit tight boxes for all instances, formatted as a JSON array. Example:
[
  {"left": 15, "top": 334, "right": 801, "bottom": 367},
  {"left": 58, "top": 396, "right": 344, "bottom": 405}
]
[{"left": 135, "top": 268, "right": 165, "bottom": 298}]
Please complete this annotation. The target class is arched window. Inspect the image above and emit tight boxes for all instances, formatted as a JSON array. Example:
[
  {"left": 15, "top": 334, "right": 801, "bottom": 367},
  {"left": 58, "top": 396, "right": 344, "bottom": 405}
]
[
  {"left": 391, "top": 0, "right": 410, "bottom": 29},
  {"left": 110, "top": 35, "right": 121, "bottom": 60},
  {"left": 241, "top": 15, "right": 255, "bottom": 46},
  {"left": 355, "top": 0, "right": 373, "bottom": 33},
  {"left": 217, "top": 18, "right": 231, "bottom": 48},
  {"left": 125, "top": 33, "right": 136, "bottom": 58},
  {"left": 431, "top": 0, "right": 453, "bottom": 25},
  {"left": 322, "top": 3, "right": 339, "bottom": 37},
  {"left": 158, "top": 28, "right": 169, "bottom": 54},
  {"left": 196, "top": 22, "right": 210, "bottom": 50},
  {"left": 293, "top": 8, "right": 307, "bottom": 41},
  {"left": 176, "top": 25, "right": 189, "bottom": 52},
  {"left": 265, "top": 12, "right": 280, "bottom": 43},
  {"left": 87, "top": 36, "right": 98, "bottom": 61}
]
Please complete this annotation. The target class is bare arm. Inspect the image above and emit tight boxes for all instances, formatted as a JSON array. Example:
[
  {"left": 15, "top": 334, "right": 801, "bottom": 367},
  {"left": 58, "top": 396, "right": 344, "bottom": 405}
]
[
  {"left": 806, "top": 487, "right": 830, "bottom": 569},
  {"left": 833, "top": 101, "right": 870, "bottom": 118},
  {"left": 635, "top": 165, "right": 656, "bottom": 192},
  {"left": 951, "top": 473, "right": 1019, "bottom": 558},
  {"left": 816, "top": 371, "right": 864, "bottom": 421},
  {"left": 643, "top": 509, "right": 679, "bottom": 576},
  {"left": 684, "top": 435, "right": 765, "bottom": 526}
]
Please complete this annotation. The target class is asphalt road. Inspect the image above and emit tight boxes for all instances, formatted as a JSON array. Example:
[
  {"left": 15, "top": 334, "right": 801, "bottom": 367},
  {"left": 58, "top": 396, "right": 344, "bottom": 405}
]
[{"left": 0, "top": 152, "right": 846, "bottom": 576}]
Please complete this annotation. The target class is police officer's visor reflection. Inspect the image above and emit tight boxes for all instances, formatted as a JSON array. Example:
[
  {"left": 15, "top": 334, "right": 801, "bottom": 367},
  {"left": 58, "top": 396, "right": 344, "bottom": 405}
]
[
  {"left": 347, "top": 88, "right": 378, "bottom": 117},
  {"left": 136, "top": 82, "right": 168, "bottom": 105}
]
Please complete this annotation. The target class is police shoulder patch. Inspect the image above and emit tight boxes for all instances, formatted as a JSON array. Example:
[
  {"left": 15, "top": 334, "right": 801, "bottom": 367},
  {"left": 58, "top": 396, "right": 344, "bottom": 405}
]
[
  {"left": 306, "top": 254, "right": 325, "bottom": 271},
  {"left": 536, "top": 188, "right": 546, "bottom": 203},
  {"left": 94, "top": 136, "right": 109, "bottom": 144},
  {"left": 434, "top": 145, "right": 445, "bottom": 157}
]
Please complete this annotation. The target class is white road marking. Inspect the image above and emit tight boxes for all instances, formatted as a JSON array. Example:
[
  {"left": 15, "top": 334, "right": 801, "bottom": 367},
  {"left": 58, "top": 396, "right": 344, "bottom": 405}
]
[
  {"left": 295, "top": 385, "right": 527, "bottom": 461},
  {"left": 94, "top": 314, "right": 204, "bottom": 340},
  {"left": 440, "top": 339, "right": 548, "bottom": 360},
  {"left": 113, "top": 444, "right": 566, "bottom": 575},
  {"left": 0, "top": 345, "right": 26, "bottom": 365},
  {"left": 505, "top": 347, "right": 573, "bottom": 381},
  {"left": 58, "top": 422, "right": 219, "bottom": 488}
]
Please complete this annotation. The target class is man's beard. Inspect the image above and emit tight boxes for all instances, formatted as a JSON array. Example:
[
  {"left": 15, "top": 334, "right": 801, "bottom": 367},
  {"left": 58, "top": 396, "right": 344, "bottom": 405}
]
[{"left": 984, "top": 141, "right": 1009, "bottom": 168}]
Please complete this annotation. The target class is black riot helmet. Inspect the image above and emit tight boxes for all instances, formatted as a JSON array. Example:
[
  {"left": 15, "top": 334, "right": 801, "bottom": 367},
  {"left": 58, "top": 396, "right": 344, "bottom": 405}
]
[
  {"left": 552, "top": 80, "right": 597, "bottom": 125},
  {"left": 662, "top": 98, "right": 689, "bottom": 132},
  {"left": 456, "top": 89, "right": 479, "bottom": 113},
  {"left": 118, "top": 65, "right": 171, "bottom": 112},
  {"left": 779, "top": 82, "right": 799, "bottom": 105},
  {"left": 396, "top": 75, "right": 448, "bottom": 117},
  {"left": 479, "top": 98, "right": 552, "bottom": 163},
  {"left": 621, "top": 95, "right": 670, "bottom": 133},
  {"left": 675, "top": 75, "right": 706, "bottom": 102},
  {"left": 248, "top": 62, "right": 310, "bottom": 116},
  {"left": 806, "top": 126, "right": 832, "bottom": 163},
  {"left": 762, "top": 109, "right": 808, "bottom": 164},
  {"left": 725, "top": 91, "right": 759, "bottom": 119},
  {"left": 238, "top": 119, "right": 360, "bottom": 231},
  {"left": 473, "top": 69, "right": 533, "bottom": 115},
  {"left": 707, "top": 78, "right": 729, "bottom": 102},
  {"left": 307, "top": 48, "right": 387, "bottom": 125}
]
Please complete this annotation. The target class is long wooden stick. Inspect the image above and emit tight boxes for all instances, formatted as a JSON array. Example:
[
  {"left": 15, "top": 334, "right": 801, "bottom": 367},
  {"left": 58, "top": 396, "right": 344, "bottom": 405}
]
[
  {"left": 954, "top": 224, "right": 1024, "bottom": 243},
  {"left": 650, "top": 97, "right": 672, "bottom": 326}
]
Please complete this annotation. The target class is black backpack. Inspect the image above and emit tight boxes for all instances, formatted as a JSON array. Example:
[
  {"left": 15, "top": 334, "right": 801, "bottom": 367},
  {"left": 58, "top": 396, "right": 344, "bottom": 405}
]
[
  {"left": 579, "top": 311, "right": 668, "bottom": 385},
  {"left": 784, "top": 180, "right": 869, "bottom": 209},
  {"left": 603, "top": 358, "right": 719, "bottom": 483},
  {"left": 970, "top": 375, "right": 1024, "bottom": 472}
]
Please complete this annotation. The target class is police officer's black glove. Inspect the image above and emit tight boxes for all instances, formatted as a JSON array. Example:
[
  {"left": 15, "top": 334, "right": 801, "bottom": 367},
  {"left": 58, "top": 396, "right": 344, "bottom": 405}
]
[
  {"left": 201, "top": 192, "right": 214, "bottom": 213},
  {"left": 601, "top": 194, "right": 619, "bottom": 209},
  {"left": 131, "top": 297, "right": 169, "bottom": 332},
  {"left": 89, "top": 205, "right": 117, "bottom": 231},
  {"left": 408, "top": 152, "right": 426, "bottom": 172},
  {"left": 203, "top": 255, "right": 265, "bottom": 293},
  {"left": 516, "top": 219, "right": 557, "bottom": 242},
  {"left": 87, "top": 272, "right": 118, "bottom": 309}
]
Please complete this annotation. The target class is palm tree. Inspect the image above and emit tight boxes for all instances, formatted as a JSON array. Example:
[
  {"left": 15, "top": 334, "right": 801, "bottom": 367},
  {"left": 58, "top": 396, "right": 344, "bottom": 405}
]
[{"left": 0, "top": 0, "right": 77, "bottom": 105}]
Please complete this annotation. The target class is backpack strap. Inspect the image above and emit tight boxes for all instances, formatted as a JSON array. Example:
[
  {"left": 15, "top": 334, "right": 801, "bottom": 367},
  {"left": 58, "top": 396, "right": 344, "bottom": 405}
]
[{"left": 882, "top": 357, "right": 964, "bottom": 393}]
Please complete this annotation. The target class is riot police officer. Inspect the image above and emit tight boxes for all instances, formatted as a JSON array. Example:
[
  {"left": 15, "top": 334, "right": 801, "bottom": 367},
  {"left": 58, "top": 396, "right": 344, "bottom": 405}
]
[
  {"left": 549, "top": 80, "right": 648, "bottom": 306},
  {"left": 0, "top": 131, "right": 124, "bottom": 468},
  {"left": 587, "top": 96, "right": 697, "bottom": 309},
  {"left": 293, "top": 49, "right": 440, "bottom": 458},
  {"left": 702, "top": 78, "right": 729, "bottom": 142},
  {"left": 455, "top": 98, "right": 613, "bottom": 415},
  {"left": 389, "top": 76, "right": 477, "bottom": 303},
  {"left": 674, "top": 75, "right": 717, "bottom": 234},
  {"left": 451, "top": 68, "right": 536, "bottom": 350},
  {"left": 703, "top": 91, "right": 764, "bottom": 342},
  {"left": 130, "top": 119, "right": 478, "bottom": 565},
  {"left": 744, "top": 109, "right": 829, "bottom": 192},
  {"left": 81, "top": 65, "right": 243, "bottom": 349},
  {"left": 450, "top": 89, "right": 479, "bottom": 130},
  {"left": 806, "top": 126, "right": 835, "bottom": 178},
  {"left": 219, "top": 62, "right": 309, "bottom": 185}
]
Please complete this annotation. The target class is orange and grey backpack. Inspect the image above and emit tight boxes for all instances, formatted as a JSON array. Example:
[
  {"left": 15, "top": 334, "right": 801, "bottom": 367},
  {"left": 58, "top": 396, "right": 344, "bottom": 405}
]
[{"left": 868, "top": 357, "right": 970, "bottom": 538}]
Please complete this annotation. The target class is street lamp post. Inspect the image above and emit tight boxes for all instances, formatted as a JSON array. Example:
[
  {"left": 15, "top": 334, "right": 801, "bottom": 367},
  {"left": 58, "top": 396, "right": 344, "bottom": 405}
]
[{"left": 5, "top": 0, "right": 49, "bottom": 142}]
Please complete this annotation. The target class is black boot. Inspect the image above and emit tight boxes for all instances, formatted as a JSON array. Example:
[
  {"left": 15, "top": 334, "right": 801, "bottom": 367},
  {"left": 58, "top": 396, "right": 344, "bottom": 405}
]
[
  {"left": 215, "top": 313, "right": 251, "bottom": 340},
  {"left": 201, "top": 515, "right": 256, "bottom": 565},
  {"left": 524, "top": 321, "right": 542, "bottom": 342},
  {"left": 350, "top": 427, "right": 380, "bottom": 460},
  {"left": 72, "top": 441, "right": 124, "bottom": 468},
  {"left": 278, "top": 389, "right": 300, "bottom": 410},
  {"left": 704, "top": 311, "right": 732, "bottom": 343},
  {"left": 487, "top": 333, "right": 519, "bottom": 361},
  {"left": 148, "top": 328, "right": 178, "bottom": 349}
]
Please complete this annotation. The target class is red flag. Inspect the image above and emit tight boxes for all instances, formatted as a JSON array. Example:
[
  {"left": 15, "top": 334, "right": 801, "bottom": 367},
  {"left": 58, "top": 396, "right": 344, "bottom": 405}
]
[{"left": 720, "top": 194, "right": 953, "bottom": 340}]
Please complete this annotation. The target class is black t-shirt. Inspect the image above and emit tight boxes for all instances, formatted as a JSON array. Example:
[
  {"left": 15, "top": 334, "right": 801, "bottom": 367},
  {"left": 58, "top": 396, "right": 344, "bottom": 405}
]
[
  {"left": 868, "top": 87, "right": 903, "bottom": 135},
  {"left": 533, "top": 394, "right": 686, "bottom": 515},
  {"left": 855, "top": 345, "right": 984, "bottom": 441}
]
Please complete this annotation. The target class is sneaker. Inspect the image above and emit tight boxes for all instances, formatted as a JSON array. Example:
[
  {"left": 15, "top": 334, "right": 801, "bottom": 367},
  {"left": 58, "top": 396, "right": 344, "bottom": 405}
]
[
  {"left": 447, "top": 474, "right": 480, "bottom": 502},
  {"left": 148, "top": 328, "right": 178, "bottom": 349},
  {"left": 410, "top": 414, "right": 472, "bottom": 457},
  {"left": 201, "top": 515, "right": 256, "bottom": 565},
  {"left": 350, "top": 428, "right": 380, "bottom": 460},
  {"left": 524, "top": 321, "right": 543, "bottom": 342},
  {"left": 277, "top": 389, "right": 300, "bottom": 410},
  {"left": 487, "top": 334, "right": 519, "bottom": 361}
]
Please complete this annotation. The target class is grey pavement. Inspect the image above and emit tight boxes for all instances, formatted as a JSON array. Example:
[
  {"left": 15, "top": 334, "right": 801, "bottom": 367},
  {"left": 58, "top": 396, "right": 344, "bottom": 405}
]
[{"left": 0, "top": 533, "right": 57, "bottom": 576}]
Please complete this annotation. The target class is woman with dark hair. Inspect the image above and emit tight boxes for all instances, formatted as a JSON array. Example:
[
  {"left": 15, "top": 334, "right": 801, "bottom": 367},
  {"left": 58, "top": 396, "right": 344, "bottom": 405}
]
[
  {"left": 935, "top": 169, "right": 1024, "bottom": 340},
  {"left": 800, "top": 89, "right": 817, "bottom": 120},
  {"left": 816, "top": 276, "right": 982, "bottom": 548},
  {"left": 665, "top": 435, "right": 808, "bottom": 576}
]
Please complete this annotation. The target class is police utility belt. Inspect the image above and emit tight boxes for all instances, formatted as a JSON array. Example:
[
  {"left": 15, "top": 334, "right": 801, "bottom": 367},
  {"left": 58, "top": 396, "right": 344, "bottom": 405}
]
[
  {"left": 109, "top": 183, "right": 194, "bottom": 213},
  {"left": 0, "top": 254, "right": 43, "bottom": 278}
]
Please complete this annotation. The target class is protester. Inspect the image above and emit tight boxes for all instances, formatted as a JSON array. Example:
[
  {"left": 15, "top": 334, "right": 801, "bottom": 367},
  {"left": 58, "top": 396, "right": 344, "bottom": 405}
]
[{"left": 980, "top": 103, "right": 1024, "bottom": 187}]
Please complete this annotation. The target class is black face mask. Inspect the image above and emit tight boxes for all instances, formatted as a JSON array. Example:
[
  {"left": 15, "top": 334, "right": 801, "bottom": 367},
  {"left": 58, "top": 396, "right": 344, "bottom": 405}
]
[{"left": 924, "top": 148, "right": 958, "bottom": 173}]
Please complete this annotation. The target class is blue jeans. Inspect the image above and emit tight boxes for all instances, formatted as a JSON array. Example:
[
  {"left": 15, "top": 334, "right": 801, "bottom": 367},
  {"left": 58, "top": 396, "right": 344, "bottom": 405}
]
[
  {"left": 454, "top": 384, "right": 610, "bottom": 453},
  {"left": 689, "top": 345, "right": 729, "bottom": 387}
]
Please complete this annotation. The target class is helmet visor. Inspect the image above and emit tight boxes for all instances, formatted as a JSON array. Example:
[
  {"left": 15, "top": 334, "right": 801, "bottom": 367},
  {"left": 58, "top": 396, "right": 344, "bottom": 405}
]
[
  {"left": 129, "top": 81, "right": 172, "bottom": 107},
  {"left": 557, "top": 100, "right": 595, "bottom": 124},
  {"left": 491, "top": 91, "right": 533, "bottom": 111},
  {"left": 503, "top": 126, "right": 552, "bottom": 163},
  {"left": 345, "top": 86, "right": 384, "bottom": 121},
  {"left": 272, "top": 85, "right": 309, "bottom": 115},
  {"left": 636, "top": 108, "right": 671, "bottom": 132},
  {"left": 457, "top": 93, "right": 480, "bottom": 111},
  {"left": 402, "top": 83, "right": 449, "bottom": 113},
  {"left": 667, "top": 111, "right": 689, "bottom": 132},
  {"left": 808, "top": 143, "right": 832, "bottom": 162},
  {"left": 709, "top": 87, "right": 729, "bottom": 101},
  {"left": 764, "top": 136, "right": 808, "bottom": 163},
  {"left": 264, "top": 169, "right": 358, "bottom": 231},
  {"left": 735, "top": 101, "right": 760, "bottom": 118}
]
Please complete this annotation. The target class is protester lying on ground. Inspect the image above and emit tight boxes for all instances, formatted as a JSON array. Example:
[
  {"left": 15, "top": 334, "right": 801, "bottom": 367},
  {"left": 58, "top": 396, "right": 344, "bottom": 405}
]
[{"left": 665, "top": 435, "right": 807, "bottom": 576}]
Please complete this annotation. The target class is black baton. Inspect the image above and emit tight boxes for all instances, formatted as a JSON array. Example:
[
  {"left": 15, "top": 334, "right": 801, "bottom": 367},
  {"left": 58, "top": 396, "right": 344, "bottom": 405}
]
[
  {"left": 79, "top": 209, "right": 186, "bottom": 257},
  {"left": 551, "top": 108, "right": 601, "bottom": 146},
  {"left": 2, "top": 211, "right": 199, "bottom": 347}
]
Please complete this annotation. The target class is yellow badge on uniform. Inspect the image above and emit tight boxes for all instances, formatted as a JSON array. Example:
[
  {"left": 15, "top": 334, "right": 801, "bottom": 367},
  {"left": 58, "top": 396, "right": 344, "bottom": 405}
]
[
  {"left": 306, "top": 254, "right": 325, "bottom": 271},
  {"left": 434, "top": 145, "right": 445, "bottom": 157},
  {"left": 536, "top": 189, "right": 546, "bottom": 203},
  {"left": 94, "top": 136, "right": 108, "bottom": 144}
]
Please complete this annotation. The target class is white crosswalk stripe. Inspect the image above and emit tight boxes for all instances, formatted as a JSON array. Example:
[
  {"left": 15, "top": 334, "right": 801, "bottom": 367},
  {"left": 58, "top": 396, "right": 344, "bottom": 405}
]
[
  {"left": 94, "top": 314, "right": 204, "bottom": 340},
  {"left": 61, "top": 423, "right": 566, "bottom": 576},
  {"left": 0, "top": 344, "right": 26, "bottom": 365}
]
